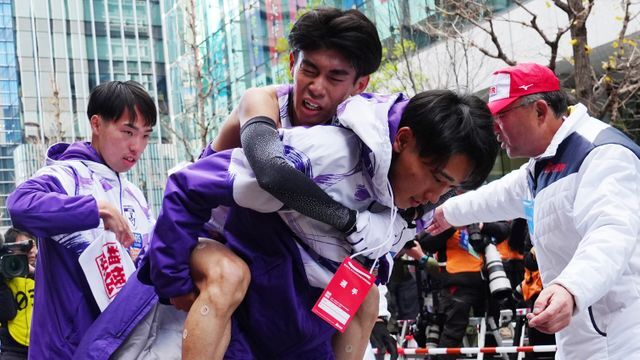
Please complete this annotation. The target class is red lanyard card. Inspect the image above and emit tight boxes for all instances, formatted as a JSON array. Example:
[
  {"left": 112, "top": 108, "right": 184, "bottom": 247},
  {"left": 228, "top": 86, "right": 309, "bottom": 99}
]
[{"left": 312, "top": 257, "right": 375, "bottom": 333}]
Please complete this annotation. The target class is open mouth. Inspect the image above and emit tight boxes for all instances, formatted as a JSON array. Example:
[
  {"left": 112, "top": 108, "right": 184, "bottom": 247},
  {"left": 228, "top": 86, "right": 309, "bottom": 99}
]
[{"left": 303, "top": 99, "right": 320, "bottom": 111}]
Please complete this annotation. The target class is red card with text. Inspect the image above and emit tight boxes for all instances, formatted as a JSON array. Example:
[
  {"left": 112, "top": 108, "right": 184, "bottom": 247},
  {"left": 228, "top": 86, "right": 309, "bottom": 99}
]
[{"left": 312, "top": 257, "right": 375, "bottom": 332}]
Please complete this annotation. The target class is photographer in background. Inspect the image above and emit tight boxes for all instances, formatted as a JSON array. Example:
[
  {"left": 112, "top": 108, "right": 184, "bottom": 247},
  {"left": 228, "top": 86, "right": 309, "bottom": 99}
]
[
  {"left": 418, "top": 221, "right": 510, "bottom": 359},
  {"left": 496, "top": 219, "right": 525, "bottom": 290},
  {"left": 0, "top": 228, "right": 37, "bottom": 359}
]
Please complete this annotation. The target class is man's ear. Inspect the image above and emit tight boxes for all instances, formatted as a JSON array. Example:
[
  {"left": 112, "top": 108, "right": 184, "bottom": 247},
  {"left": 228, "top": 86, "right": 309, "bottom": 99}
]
[
  {"left": 352, "top": 75, "right": 370, "bottom": 96},
  {"left": 289, "top": 52, "right": 297, "bottom": 75},
  {"left": 392, "top": 127, "right": 414, "bottom": 153},
  {"left": 534, "top": 99, "right": 550, "bottom": 123},
  {"left": 90, "top": 115, "right": 102, "bottom": 134}
]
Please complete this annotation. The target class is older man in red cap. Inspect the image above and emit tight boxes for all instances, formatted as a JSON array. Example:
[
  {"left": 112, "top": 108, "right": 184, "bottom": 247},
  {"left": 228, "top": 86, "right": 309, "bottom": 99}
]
[{"left": 427, "top": 62, "right": 640, "bottom": 359}]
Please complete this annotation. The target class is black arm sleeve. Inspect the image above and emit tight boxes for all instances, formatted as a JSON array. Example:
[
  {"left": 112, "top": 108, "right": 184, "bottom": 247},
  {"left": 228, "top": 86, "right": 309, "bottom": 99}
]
[
  {"left": 481, "top": 221, "right": 511, "bottom": 242},
  {"left": 240, "top": 117, "right": 357, "bottom": 233},
  {"left": 0, "top": 281, "right": 17, "bottom": 322}
]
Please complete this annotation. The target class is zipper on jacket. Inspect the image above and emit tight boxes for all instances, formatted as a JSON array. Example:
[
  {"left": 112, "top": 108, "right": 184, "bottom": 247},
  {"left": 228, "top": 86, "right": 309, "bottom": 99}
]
[{"left": 117, "top": 173, "right": 124, "bottom": 215}]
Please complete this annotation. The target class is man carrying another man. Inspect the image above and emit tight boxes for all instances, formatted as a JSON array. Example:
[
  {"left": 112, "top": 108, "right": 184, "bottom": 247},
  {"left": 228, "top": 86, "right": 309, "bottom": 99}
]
[{"left": 146, "top": 88, "right": 499, "bottom": 359}]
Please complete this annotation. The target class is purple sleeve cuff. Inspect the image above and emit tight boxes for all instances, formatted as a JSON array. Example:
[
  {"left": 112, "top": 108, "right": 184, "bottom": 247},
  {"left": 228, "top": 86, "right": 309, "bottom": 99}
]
[
  {"left": 149, "top": 151, "right": 235, "bottom": 298},
  {"left": 7, "top": 174, "right": 100, "bottom": 237}
]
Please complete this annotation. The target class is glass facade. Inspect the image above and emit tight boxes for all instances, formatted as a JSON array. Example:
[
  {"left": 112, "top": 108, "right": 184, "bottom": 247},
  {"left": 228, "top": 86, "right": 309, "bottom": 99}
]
[
  {"left": 163, "top": 0, "right": 316, "bottom": 162},
  {"left": 0, "top": 0, "right": 20, "bottom": 226},
  {"left": 2, "top": 0, "right": 521, "bottom": 229},
  {"left": 162, "top": 0, "right": 515, "bottom": 117},
  {"left": 161, "top": 0, "right": 518, "bottom": 180},
  {"left": 7, "top": 0, "right": 177, "bottom": 227}
]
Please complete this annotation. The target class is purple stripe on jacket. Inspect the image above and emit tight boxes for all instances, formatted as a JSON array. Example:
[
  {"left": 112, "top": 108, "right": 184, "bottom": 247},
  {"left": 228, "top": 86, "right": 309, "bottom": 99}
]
[
  {"left": 8, "top": 175, "right": 100, "bottom": 237},
  {"left": 8, "top": 142, "right": 105, "bottom": 237}
]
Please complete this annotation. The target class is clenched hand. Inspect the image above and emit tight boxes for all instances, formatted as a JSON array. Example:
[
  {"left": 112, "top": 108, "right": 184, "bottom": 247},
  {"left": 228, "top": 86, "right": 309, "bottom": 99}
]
[{"left": 98, "top": 200, "right": 134, "bottom": 247}]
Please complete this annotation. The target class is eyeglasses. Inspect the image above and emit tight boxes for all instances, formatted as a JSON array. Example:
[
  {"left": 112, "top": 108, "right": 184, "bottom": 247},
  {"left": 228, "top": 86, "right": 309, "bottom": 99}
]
[{"left": 495, "top": 101, "right": 533, "bottom": 121}]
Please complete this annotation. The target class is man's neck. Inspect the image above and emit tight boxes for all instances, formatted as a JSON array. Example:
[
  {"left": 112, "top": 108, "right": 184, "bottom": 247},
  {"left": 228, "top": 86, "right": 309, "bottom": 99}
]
[{"left": 533, "top": 115, "right": 565, "bottom": 158}]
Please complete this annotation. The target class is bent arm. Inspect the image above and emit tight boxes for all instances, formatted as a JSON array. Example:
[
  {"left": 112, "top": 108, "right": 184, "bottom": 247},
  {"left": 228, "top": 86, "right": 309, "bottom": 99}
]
[
  {"left": 7, "top": 174, "right": 99, "bottom": 238},
  {"left": 241, "top": 118, "right": 356, "bottom": 232},
  {"left": 443, "top": 164, "right": 530, "bottom": 226},
  {"left": 212, "top": 87, "right": 280, "bottom": 152},
  {"left": 211, "top": 108, "right": 242, "bottom": 151},
  {"left": 229, "top": 87, "right": 357, "bottom": 232}
]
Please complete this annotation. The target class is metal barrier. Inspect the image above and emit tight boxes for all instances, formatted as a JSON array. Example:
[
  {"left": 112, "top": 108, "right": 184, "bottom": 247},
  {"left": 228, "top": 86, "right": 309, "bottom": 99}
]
[
  {"left": 379, "top": 308, "right": 556, "bottom": 359},
  {"left": 375, "top": 345, "right": 557, "bottom": 357}
]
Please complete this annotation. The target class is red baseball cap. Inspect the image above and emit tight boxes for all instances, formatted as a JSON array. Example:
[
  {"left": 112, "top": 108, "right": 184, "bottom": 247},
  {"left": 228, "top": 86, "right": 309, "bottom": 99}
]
[{"left": 487, "top": 63, "right": 560, "bottom": 115}]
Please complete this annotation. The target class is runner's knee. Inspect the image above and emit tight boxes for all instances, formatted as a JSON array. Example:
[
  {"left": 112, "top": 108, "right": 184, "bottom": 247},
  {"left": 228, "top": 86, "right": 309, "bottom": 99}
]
[
  {"left": 197, "top": 253, "right": 250, "bottom": 306},
  {"left": 189, "top": 239, "right": 251, "bottom": 309}
]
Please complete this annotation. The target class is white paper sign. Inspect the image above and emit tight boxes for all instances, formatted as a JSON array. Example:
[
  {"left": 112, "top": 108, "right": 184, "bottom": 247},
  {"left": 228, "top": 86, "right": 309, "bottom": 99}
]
[{"left": 78, "top": 231, "right": 136, "bottom": 311}]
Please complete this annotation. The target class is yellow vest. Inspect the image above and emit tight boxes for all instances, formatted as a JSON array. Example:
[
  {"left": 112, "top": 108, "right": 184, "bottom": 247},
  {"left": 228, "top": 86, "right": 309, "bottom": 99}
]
[{"left": 5, "top": 276, "right": 35, "bottom": 346}]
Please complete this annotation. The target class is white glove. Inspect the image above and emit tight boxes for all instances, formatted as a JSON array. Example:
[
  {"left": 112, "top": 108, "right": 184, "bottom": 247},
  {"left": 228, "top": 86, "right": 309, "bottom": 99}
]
[{"left": 347, "top": 209, "right": 405, "bottom": 259}]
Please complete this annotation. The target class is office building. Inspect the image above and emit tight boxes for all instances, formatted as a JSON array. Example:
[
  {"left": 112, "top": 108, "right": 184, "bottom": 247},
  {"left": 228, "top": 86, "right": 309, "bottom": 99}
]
[{"left": 4, "top": 0, "right": 177, "bottom": 228}]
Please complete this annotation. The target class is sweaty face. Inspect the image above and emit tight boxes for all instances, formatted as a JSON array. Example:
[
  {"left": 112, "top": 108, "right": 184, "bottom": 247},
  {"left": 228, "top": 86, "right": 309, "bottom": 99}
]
[
  {"left": 91, "top": 108, "right": 153, "bottom": 173},
  {"left": 389, "top": 127, "right": 472, "bottom": 209},
  {"left": 289, "top": 49, "right": 368, "bottom": 126}
]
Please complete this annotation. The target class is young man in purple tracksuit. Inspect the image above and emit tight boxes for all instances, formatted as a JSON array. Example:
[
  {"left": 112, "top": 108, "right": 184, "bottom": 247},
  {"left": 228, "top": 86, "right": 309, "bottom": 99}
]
[{"left": 7, "top": 81, "right": 157, "bottom": 359}]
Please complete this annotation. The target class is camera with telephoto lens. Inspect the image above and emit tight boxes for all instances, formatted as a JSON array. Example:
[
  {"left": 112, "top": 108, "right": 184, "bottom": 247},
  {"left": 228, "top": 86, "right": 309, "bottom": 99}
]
[
  {"left": 0, "top": 240, "right": 33, "bottom": 279},
  {"left": 413, "top": 310, "right": 442, "bottom": 348},
  {"left": 466, "top": 223, "right": 512, "bottom": 300}
]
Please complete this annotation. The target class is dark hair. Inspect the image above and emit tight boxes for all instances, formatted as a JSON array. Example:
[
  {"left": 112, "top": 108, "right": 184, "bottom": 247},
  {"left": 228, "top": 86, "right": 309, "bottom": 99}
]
[
  {"left": 398, "top": 90, "right": 499, "bottom": 189},
  {"left": 4, "top": 228, "right": 35, "bottom": 244},
  {"left": 87, "top": 80, "right": 157, "bottom": 127},
  {"left": 522, "top": 90, "right": 569, "bottom": 118},
  {"left": 288, "top": 8, "right": 382, "bottom": 78}
]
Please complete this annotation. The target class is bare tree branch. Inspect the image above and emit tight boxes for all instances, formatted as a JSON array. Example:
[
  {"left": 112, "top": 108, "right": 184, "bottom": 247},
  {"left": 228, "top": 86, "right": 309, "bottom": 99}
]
[
  {"left": 431, "top": 1, "right": 516, "bottom": 65},
  {"left": 171, "top": 0, "right": 222, "bottom": 161},
  {"left": 596, "top": 0, "right": 639, "bottom": 126},
  {"left": 161, "top": 118, "right": 196, "bottom": 163},
  {"left": 552, "top": 0, "right": 570, "bottom": 14}
]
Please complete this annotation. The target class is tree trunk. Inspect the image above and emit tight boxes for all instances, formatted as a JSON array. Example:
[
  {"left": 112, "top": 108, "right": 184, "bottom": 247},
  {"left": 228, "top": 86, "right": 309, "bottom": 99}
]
[{"left": 567, "top": 0, "right": 594, "bottom": 110}]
